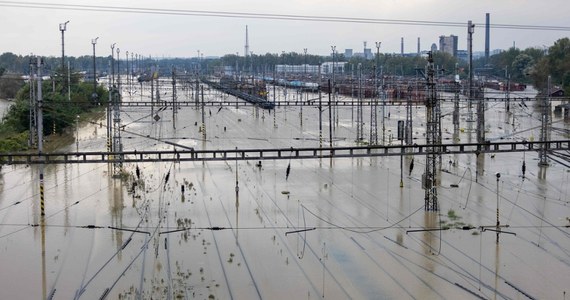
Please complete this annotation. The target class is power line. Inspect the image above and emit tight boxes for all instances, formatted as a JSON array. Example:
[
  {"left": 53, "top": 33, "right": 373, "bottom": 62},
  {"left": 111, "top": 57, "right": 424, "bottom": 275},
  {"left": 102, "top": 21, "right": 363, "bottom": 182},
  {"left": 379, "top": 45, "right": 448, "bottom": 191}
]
[{"left": 0, "top": 1, "right": 569, "bottom": 31}]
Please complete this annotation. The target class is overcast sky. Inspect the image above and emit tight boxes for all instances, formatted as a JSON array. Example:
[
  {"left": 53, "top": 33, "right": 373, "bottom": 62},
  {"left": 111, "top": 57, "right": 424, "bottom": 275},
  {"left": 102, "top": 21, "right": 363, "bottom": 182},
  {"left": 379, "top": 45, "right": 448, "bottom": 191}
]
[{"left": 0, "top": 0, "right": 568, "bottom": 58}]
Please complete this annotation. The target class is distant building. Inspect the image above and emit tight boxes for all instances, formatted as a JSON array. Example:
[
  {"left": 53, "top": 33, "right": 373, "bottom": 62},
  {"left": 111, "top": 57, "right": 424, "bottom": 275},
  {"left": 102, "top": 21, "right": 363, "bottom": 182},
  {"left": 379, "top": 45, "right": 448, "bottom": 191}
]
[
  {"left": 431, "top": 43, "right": 438, "bottom": 53},
  {"left": 320, "top": 62, "right": 346, "bottom": 74},
  {"left": 439, "top": 35, "right": 458, "bottom": 57},
  {"left": 275, "top": 64, "right": 320, "bottom": 74},
  {"left": 344, "top": 48, "right": 373, "bottom": 59}
]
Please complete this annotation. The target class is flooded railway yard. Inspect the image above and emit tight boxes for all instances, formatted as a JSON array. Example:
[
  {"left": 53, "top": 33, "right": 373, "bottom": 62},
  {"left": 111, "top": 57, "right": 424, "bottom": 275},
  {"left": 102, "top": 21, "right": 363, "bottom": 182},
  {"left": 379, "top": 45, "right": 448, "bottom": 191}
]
[{"left": 1, "top": 80, "right": 569, "bottom": 299}]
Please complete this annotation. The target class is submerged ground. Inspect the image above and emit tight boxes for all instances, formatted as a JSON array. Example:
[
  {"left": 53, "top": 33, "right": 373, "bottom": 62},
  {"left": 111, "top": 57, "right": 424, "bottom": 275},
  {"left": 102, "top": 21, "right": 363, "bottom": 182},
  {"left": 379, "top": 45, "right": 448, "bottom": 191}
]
[{"left": 0, "top": 80, "right": 569, "bottom": 299}]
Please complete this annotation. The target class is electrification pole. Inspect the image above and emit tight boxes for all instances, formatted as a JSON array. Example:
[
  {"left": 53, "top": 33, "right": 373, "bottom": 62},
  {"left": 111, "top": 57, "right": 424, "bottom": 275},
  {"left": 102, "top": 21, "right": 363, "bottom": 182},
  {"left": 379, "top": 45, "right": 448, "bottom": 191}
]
[
  {"left": 302, "top": 48, "right": 307, "bottom": 126},
  {"left": 467, "top": 21, "right": 475, "bottom": 124},
  {"left": 36, "top": 57, "right": 45, "bottom": 216},
  {"left": 172, "top": 66, "right": 177, "bottom": 129},
  {"left": 117, "top": 48, "right": 121, "bottom": 93},
  {"left": 371, "top": 42, "right": 381, "bottom": 145},
  {"left": 111, "top": 43, "right": 115, "bottom": 87},
  {"left": 453, "top": 64, "right": 460, "bottom": 143},
  {"left": 126, "top": 51, "right": 129, "bottom": 94},
  {"left": 356, "top": 63, "right": 363, "bottom": 143},
  {"left": 108, "top": 43, "right": 115, "bottom": 153},
  {"left": 91, "top": 37, "right": 99, "bottom": 102},
  {"left": 539, "top": 76, "right": 551, "bottom": 166},
  {"left": 28, "top": 58, "right": 36, "bottom": 148},
  {"left": 329, "top": 46, "right": 332, "bottom": 130}
]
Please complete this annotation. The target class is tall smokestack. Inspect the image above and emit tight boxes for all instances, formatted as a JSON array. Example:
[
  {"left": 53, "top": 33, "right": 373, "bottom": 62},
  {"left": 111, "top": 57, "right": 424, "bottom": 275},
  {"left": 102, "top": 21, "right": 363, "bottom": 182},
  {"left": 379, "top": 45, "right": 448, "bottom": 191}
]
[
  {"left": 485, "top": 13, "right": 490, "bottom": 60},
  {"left": 401, "top": 37, "right": 404, "bottom": 56},
  {"left": 417, "top": 37, "right": 420, "bottom": 55}
]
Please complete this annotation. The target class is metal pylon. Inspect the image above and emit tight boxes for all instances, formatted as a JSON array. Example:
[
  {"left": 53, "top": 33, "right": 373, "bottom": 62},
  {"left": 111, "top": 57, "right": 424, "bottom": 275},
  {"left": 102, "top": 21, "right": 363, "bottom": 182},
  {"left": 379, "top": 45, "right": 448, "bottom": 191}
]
[
  {"left": 112, "top": 79, "right": 123, "bottom": 176},
  {"left": 476, "top": 85, "right": 486, "bottom": 144},
  {"left": 539, "top": 76, "right": 551, "bottom": 166},
  {"left": 405, "top": 85, "right": 413, "bottom": 145},
  {"left": 453, "top": 79, "right": 460, "bottom": 142},
  {"left": 424, "top": 52, "right": 440, "bottom": 211},
  {"left": 370, "top": 66, "right": 378, "bottom": 145}
]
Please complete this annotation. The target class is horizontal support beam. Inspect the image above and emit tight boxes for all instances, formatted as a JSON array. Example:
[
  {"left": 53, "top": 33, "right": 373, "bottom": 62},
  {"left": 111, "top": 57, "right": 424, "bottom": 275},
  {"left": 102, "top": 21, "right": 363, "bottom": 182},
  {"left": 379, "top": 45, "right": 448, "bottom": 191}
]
[
  {"left": 45, "top": 96, "right": 554, "bottom": 109},
  {"left": 1, "top": 140, "right": 568, "bottom": 165}
]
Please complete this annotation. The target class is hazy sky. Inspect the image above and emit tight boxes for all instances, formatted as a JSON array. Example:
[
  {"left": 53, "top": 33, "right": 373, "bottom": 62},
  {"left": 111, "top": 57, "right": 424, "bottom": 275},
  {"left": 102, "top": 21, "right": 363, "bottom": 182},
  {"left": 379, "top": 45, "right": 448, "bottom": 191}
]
[{"left": 0, "top": 0, "right": 568, "bottom": 58}]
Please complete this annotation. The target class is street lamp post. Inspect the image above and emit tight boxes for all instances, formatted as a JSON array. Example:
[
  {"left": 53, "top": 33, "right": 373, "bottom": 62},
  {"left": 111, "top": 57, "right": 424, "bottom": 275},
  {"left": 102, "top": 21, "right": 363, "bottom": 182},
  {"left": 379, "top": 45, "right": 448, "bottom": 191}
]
[
  {"left": 91, "top": 37, "right": 99, "bottom": 102},
  {"left": 59, "top": 21, "right": 69, "bottom": 71},
  {"left": 59, "top": 21, "right": 69, "bottom": 92}
]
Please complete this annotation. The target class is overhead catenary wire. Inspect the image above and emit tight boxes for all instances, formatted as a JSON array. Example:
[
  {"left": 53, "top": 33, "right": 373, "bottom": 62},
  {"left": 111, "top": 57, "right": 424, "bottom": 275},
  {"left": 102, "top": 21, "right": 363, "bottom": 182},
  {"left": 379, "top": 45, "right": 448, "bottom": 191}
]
[{"left": 0, "top": 1, "right": 569, "bottom": 31}]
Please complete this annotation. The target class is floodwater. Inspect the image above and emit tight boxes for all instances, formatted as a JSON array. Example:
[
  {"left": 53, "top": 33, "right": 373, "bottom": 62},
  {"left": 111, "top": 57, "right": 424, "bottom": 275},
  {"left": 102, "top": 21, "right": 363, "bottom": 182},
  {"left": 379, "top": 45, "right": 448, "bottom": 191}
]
[{"left": 0, "top": 79, "right": 569, "bottom": 299}]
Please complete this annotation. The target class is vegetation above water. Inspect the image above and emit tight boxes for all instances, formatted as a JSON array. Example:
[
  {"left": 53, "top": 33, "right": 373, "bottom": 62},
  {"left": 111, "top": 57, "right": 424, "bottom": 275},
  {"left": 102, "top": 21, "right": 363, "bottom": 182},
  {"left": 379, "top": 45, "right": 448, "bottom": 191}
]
[{"left": 0, "top": 69, "right": 109, "bottom": 153}]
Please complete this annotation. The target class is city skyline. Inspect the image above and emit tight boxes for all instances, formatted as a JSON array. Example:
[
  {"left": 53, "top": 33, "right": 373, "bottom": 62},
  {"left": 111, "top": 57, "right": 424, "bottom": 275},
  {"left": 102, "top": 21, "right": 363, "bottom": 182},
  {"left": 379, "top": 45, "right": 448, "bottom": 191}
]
[{"left": 0, "top": 0, "right": 568, "bottom": 58}]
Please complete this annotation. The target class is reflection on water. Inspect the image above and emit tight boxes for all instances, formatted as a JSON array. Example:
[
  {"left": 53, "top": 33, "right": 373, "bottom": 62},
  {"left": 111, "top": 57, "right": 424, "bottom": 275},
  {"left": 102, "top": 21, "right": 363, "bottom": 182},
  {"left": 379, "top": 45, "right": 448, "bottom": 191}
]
[
  {"left": 111, "top": 179, "right": 124, "bottom": 258},
  {"left": 41, "top": 218, "right": 46, "bottom": 300},
  {"left": 422, "top": 211, "right": 438, "bottom": 257},
  {"left": 493, "top": 243, "right": 500, "bottom": 300}
]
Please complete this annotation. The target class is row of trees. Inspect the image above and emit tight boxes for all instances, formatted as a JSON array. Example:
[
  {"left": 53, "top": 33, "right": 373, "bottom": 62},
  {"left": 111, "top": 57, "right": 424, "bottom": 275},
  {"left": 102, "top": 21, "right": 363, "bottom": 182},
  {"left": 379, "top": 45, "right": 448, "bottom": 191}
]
[
  {"left": 472, "top": 38, "right": 570, "bottom": 94},
  {"left": 1, "top": 37, "right": 569, "bottom": 95}
]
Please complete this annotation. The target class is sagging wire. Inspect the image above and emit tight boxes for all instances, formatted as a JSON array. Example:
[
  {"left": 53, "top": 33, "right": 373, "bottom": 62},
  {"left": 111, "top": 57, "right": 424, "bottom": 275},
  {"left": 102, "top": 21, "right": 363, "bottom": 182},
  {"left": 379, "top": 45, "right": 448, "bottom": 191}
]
[
  {"left": 455, "top": 167, "right": 473, "bottom": 209},
  {"left": 301, "top": 203, "right": 425, "bottom": 234},
  {"left": 479, "top": 181, "right": 570, "bottom": 238},
  {"left": 293, "top": 201, "right": 308, "bottom": 259}
]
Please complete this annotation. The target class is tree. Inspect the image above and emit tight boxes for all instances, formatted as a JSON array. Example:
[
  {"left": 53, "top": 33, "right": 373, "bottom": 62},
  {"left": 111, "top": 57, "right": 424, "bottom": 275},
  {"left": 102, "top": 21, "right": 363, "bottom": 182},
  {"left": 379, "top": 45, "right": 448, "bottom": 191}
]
[
  {"left": 0, "top": 76, "right": 24, "bottom": 99},
  {"left": 511, "top": 53, "right": 534, "bottom": 80},
  {"left": 547, "top": 38, "right": 570, "bottom": 83},
  {"left": 531, "top": 38, "right": 570, "bottom": 92}
]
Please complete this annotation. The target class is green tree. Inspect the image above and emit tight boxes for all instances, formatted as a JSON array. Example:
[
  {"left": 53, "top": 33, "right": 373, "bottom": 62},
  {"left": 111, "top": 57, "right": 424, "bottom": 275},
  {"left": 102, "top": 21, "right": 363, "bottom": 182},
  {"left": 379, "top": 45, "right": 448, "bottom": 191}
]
[
  {"left": 547, "top": 38, "right": 570, "bottom": 82},
  {"left": 531, "top": 38, "right": 570, "bottom": 92},
  {"left": 511, "top": 53, "right": 534, "bottom": 80}
]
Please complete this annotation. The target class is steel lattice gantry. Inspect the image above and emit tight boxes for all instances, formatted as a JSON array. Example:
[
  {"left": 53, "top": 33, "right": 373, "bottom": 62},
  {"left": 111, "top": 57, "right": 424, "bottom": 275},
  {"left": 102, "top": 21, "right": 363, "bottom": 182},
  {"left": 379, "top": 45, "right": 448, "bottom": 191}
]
[
  {"left": 424, "top": 52, "right": 440, "bottom": 211},
  {"left": 2, "top": 140, "right": 567, "bottom": 165}
]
